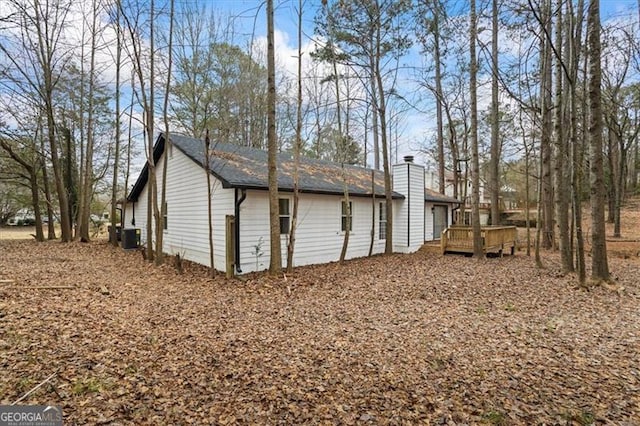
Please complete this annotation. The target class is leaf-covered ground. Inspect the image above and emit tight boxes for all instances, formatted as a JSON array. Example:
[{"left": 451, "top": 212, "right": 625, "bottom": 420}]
[{"left": 1, "top": 225, "right": 640, "bottom": 424}]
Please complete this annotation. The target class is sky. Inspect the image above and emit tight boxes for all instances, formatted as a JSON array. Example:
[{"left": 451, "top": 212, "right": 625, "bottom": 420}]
[
  {"left": 2, "top": 0, "right": 638, "bottom": 174},
  {"left": 204, "top": 0, "right": 640, "bottom": 166}
]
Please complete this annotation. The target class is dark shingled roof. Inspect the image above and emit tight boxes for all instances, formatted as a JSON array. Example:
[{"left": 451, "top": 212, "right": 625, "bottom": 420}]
[
  {"left": 128, "top": 133, "right": 405, "bottom": 201},
  {"left": 424, "top": 188, "right": 460, "bottom": 204}
]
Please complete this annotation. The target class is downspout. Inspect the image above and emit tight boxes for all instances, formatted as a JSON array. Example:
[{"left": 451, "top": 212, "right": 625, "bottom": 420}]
[
  {"left": 131, "top": 202, "right": 136, "bottom": 226},
  {"left": 234, "top": 188, "right": 247, "bottom": 273}
]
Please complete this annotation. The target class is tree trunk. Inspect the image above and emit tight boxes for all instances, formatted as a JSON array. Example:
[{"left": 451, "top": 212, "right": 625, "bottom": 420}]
[
  {"left": 146, "top": 0, "right": 157, "bottom": 263},
  {"left": 433, "top": 4, "right": 445, "bottom": 195},
  {"left": 606, "top": 129, "right": 616, "bottom": 224},
  {"left": 156, "top": 0, "right": 175, "bottom": 265},
  {"left": 570, "top": 0, "right": 586, "bottom": 284},
  {"left": 122, "top": 74, "right": 135, "bottom": 228},
  {"left": 553, "top": 1, "right": 572, "bottom": 272},
  {"left": 470, "top": 0, "right": 483, "bottom": 258},
  {"left": 368, "top": 170, "right": 375, "bottom": 257},
  {"left": 46, "top": 108, "right": 72, "bottom": 241},
  {"left": 287, "top": 0, "right": 303, "bottom": 274},
  {"left": 267, "top": 0, "right": 282, "bottom": 275},
  {"left": 370, "top": 21, "right": 393, "bottom": 254},
  {"left": 518, "top": 107, "right": 531, "bottom": 256},
  {"left": 489, "top": 0, "right": 500, "bottom": 225},
  {"left": 42, "top": 159, "right": 56, "bottom": 240},
  {"left": 0, "top": 139, "right": 44, "bottom": 242},
  {"left": 370, "top": 36, "right": 380, "bottom": 171},
  {"left": 29, "top": 169, "right": 44, "bottom": 242},
  {"left": 79, "top": 0, "right": 99, "bottom": 243},
  {"left": 587, "top": 0, "right": 610, "bottom": 282},
  {"left": 613, "top": 131, "right": 625, "bottom": 237},
  {"left": 111, "top": 0, "right": 122, "bottom": 247},
  {"left": 540, "top": 0, "right": 554, "bottom": 249},
  {"left": 205, "top": 131, "right": 215, "bottom": 276},
  {"left": 332, "top": 57, "right": 350, "bottom": 262}
]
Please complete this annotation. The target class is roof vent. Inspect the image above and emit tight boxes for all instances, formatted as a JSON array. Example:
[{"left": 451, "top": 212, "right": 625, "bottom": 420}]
[{"left": 404, "top": 155, "right": 414, "bottom": 163}]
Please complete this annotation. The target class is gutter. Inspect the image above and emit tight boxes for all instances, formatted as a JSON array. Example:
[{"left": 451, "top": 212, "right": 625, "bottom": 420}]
[{"left": 234, "top": 188, "right": 247, "bottom": 273}]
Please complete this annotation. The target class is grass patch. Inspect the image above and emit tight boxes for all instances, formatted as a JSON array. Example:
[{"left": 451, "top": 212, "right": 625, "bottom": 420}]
[
  {"left": 482, "top": 410, "right": 506, "bottom": 425},
  {"left": 72, "top": 377, "right": 106, "bottom": 395}
]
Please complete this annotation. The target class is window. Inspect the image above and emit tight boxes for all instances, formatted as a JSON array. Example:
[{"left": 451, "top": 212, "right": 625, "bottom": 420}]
[
  {"left": 279, "top": 198, "right": 290, "bottom": 234},
  {"left": 163, "top": 202, "right": 168, "bottom": 230},
  {"left": 341, "top": 201, "right": 353, "bottom": 232},
  {"left": 379, "top": 202, "right": 386, "bottom": 240}
]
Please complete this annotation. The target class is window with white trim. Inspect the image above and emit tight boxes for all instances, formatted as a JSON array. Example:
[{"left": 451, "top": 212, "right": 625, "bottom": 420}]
[
  {"left": 279, "top": 198, "right": 290, "bottom": 234},
  {"left": 379, "top": 202, "right": 386, "bottom": 240},
  {"left": 341, "top": 201, "right": 352, "bottom": 232}
]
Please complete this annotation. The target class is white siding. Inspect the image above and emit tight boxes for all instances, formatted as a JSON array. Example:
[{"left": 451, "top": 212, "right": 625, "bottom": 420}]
[
  {"left": 424, "top": 202, "right": 456, "bottom": 241},
  {"left": 408, "top": 164, "right": 425, "bottom": 249},
  {"left": 392, "top": 161, "right": 425, "bottom": 253},
  {"left": 127, "top": 147, "right": 465, "bottom": 273},
  {"left": 392, "top": 167, "right": 408, "bottom": 250},
  {"left": 425, "top": 202, "right": 435, "bottom": 241},
  {"left": 238, "top": 191, "right": 387, "bottom": 273},
  {"left": 123, "top": 148, "right": 234, "bottom": 270}
]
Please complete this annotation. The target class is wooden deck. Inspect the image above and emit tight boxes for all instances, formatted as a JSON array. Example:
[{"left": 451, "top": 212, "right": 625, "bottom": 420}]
[{"left": 440, "top": 226, "right": 517, "bottom": 256}]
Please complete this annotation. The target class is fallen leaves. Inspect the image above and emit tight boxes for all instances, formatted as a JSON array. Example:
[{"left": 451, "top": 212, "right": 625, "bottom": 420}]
[{"left": 0, "top": 233, "right": 639, "bottom": 424}]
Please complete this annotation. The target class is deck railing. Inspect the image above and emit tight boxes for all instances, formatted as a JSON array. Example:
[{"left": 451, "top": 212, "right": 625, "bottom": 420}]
[{"left": 441, "top": 226, "right": 517, "bottom": 256}]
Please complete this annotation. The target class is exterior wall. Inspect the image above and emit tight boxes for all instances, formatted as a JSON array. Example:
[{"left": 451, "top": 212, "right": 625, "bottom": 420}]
[
  {"left": 425, "top": 202, "right": 435, "bottom": 241},
  {"left": 424, "top": 202, "right": 456, "bottom": 241},
  {"left": 124, "top": 149, "right": 466, "bottom": 273},
  {"left": 123, "top": 147, "right": 234, "bottom": 270},
  {"left": 238, "top": 191, "right": 388, "bottom": 273},
  {"left": 392, "top": 161, "right": 425, "bottom": 253}
]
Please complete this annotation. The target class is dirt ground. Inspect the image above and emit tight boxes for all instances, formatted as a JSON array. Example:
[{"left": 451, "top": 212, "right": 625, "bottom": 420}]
[{"left": 1, "top": 202, "right": 639, "bottom": 424}]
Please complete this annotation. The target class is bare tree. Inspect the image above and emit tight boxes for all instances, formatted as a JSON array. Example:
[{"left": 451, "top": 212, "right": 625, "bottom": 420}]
[
  {"left": 553, "top": 0, "right": 572, "bottom": 272},
  {"left": 204, "top": 130, "right": 215, "bottom": 276},
  {"left": 470, "top": 0, "right": 483, "bottom": 257},
  {"left": 489, "top": 0, "right": 500, "bottom": 225},
  {"left": 110, "top": 0, "right": 123, "bottom": 246},
  {"left": 316, "top": 0, "right": 411, "bottom": 255},
  {"left": 0, "top": 0, "right": 74, "bottom": 241},
  {"left": 77, "top": 0, "right": 101, "bottom": 242},
  {"left": 587, "top": 0, "right": 610, "bottom": 282},
  {"left": 534, "top": 0, "right": 555, "bottom": 250},
  {"left": 0, "top": 134, "right": 44, "bottom": 241},
  {"left": 156, "top": 0, "right": 175, "bottom": 265},
  {"left": 568, "top": 0, "right": 586, "bottom": 283},
  {"left": 119, "top": 0, "right": 158, "bottom": 261},
  {"left": 267, "top": 0, "right": 281, "bottom": 275},
  {"left": 287, "top": 0, "right": 304, "bottom": 273}
]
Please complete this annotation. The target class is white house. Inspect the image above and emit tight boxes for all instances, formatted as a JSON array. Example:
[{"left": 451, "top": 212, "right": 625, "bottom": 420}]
[{"left": 124, "top": 133, "right": 459, "bottom": 274}]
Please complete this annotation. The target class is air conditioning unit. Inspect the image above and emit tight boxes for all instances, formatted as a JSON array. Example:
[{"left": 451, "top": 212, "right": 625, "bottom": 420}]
[{"left": 121, "top": 228, "right": 140, "bottom": 249}]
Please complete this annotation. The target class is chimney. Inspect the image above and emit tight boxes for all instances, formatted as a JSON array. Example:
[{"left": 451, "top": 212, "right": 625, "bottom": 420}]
[{"left": 403, "top": 155, "right": 414, "bottom": 163}]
